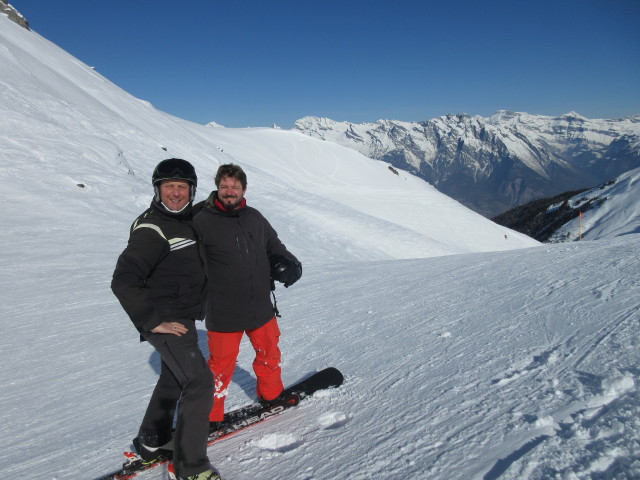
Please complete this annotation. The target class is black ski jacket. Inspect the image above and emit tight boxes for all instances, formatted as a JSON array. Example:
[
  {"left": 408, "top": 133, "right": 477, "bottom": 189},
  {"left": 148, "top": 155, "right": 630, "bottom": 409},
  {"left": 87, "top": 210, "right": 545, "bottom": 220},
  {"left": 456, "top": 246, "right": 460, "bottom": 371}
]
[
  {"left": 111, "top": 201, "right": 207, "bottom": 334},
  {"left": 194, "top": 192, "right": 300, "bottom": 333}
]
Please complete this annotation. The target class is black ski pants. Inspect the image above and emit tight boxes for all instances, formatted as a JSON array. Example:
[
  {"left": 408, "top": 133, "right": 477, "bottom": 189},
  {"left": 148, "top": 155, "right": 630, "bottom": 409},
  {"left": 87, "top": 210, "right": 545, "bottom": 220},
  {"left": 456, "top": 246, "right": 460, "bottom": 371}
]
[{"left": 139, "top": 319, "right": 213, "bottom": 477}]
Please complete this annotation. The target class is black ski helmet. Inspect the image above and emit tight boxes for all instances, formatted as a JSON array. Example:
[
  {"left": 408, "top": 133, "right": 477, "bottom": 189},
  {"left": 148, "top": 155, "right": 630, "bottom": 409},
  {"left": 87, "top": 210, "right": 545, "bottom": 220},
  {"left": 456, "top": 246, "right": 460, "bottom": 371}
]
[{"left": 152, "top": 158, "right": 197, "bottom": 202}]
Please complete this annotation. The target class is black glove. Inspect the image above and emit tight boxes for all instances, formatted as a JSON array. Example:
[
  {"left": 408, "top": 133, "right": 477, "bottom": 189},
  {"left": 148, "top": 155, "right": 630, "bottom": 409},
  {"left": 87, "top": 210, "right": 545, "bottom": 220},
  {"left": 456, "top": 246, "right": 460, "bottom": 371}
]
[{"left": 270, "top": 255, "right": 302, "bottom": 288}]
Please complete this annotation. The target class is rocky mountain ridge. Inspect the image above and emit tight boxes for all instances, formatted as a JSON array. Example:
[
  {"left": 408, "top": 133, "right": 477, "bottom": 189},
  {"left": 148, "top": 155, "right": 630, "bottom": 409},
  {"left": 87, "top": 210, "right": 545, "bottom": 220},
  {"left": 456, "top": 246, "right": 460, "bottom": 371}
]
[
  {"left": 293, "top": 112, "right": 640, "bottom": 217},
  {"left": 0, "top": 0, "right": 28, "bottom": 29}
]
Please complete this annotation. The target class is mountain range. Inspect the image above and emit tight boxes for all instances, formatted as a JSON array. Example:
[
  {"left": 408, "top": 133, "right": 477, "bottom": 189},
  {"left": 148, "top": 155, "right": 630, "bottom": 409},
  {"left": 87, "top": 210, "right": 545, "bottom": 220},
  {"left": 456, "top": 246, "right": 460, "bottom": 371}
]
[{"left": 293, "top": 112, "right": 640, "bottom": 217}]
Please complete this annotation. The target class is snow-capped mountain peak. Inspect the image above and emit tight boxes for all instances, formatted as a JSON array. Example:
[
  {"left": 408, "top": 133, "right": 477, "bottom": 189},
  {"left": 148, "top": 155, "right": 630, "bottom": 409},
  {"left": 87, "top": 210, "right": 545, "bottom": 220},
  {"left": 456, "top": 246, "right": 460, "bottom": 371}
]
[{"left": 294, "top": 112, "right": 640, "bottom": 217}]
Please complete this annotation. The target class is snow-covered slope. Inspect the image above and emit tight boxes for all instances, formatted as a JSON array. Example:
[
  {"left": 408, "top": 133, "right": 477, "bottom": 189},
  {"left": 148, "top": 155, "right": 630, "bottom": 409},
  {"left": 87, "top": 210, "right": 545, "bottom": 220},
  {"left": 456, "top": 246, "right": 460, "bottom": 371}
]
[
  {"left": 0, "top": 14, "right": 536, "bottom": 263},
  {"left": 490, "top": 166, "right": 640, "bottom": 243},
  {"left": 3, "top": 231, "right": 639, "bottom": 480},
  {"left": 1, "top": 12, "right": 639, "bottom": 480},
  {"left": 293, "top": 112, "right": 640, "bottom": 217},
  {"left": 548, "top": 166, "right": 640, "bottom": 242}
]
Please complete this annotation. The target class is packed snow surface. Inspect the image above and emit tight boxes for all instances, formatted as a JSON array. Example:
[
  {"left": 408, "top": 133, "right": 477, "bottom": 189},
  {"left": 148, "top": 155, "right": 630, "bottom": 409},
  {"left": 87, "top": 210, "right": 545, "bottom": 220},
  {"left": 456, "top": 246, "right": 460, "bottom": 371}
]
[
  {"left": 0, "top": 13, "right": 639, "bottom": 480},
  {"left": 2, "top": 235, "right": 639, "bottom": 480}
]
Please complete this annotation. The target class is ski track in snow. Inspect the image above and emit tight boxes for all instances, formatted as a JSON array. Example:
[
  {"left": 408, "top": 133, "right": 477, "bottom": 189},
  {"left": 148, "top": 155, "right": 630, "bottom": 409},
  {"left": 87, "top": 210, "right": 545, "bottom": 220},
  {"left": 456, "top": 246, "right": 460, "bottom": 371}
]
[
  {"left": 4, "top": 236, "right": 640, "bottom": 480},
  {"left": 8, "top": 238, "right": 634, "bottom": 480},
  {"left": 187, "top": 238, "right": 640, "bottom": 480}
]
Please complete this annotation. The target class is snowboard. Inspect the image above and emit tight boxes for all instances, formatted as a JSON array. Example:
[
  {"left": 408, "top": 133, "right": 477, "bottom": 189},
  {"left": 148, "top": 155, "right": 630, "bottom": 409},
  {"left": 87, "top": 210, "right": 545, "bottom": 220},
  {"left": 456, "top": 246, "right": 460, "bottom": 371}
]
[{"left": 94, "top": 367, "right": 343, "bottom": 480}]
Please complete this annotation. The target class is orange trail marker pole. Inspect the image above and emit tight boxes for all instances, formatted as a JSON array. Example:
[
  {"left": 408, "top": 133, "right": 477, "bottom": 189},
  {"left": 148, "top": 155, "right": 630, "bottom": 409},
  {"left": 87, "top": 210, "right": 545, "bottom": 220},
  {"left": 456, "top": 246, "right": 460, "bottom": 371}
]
[{"left": 579, "top": 211, "right": 582, "bottom": 240}]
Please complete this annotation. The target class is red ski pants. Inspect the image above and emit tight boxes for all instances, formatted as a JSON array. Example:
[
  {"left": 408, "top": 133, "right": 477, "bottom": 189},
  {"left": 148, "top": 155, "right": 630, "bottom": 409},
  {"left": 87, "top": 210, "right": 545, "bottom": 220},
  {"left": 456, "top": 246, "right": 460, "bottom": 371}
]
[{"left": 207, "top": 317, "right": 284, "bottom": 422}]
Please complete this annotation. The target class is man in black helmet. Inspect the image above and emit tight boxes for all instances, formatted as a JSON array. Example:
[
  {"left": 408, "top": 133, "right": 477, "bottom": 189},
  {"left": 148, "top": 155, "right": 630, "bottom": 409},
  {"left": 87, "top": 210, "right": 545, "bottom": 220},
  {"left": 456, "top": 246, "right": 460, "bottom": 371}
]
[
  {"left": 194, "top": 163, "right": 302, "bottom": 425},
  {"left": 112, "top": 159, "right": 220, "bottom": 480}
]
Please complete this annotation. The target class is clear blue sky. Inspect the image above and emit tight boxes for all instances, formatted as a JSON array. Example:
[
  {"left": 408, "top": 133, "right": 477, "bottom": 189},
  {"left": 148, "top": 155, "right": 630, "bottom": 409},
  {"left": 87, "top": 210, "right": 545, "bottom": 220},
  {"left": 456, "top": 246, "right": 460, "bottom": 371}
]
[{"left": 13, "top": 0, "right": 640, "bottom": 128}]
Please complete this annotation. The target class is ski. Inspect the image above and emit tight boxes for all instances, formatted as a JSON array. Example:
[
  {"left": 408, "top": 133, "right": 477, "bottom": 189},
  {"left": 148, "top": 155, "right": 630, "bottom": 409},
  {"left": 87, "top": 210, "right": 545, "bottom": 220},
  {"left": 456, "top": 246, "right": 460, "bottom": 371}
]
[{"left": 93, "top": 367, "right": 343, "bottom": 480}]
